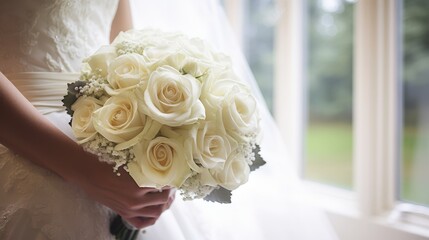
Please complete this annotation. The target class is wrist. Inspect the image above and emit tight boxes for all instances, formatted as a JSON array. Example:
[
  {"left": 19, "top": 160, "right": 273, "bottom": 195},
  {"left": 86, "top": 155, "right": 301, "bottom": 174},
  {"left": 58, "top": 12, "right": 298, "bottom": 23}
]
[{"left": 54, "top": 145, "right": 95, "bottom": 184}]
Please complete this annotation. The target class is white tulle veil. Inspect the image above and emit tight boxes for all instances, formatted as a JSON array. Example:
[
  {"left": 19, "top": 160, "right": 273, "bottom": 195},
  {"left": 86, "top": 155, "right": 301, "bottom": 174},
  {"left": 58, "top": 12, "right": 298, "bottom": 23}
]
[{"left": 129, "top": 1, "right": 338, "bottom": 239}]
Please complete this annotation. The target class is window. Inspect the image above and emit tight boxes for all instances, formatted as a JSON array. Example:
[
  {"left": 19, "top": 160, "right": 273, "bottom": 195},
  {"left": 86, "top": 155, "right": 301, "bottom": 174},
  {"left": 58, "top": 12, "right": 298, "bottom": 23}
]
[
  {"left": 222, "top": 0, "right": 276, "bottom": 113},
  {"left": 401, "top": 0, "right": 429, "bottom": 207},
  {"left": 236, "top": 0, "right": 356, "bottom": 190},
  {"left": 223, "top": 0, "right": 429, "bottom": 237},
  {"left": 304, "top": 0, "right": 354, "bottom": 189},
  {"left": 242, "top": 0, "right": 276, "bottom": 113}
]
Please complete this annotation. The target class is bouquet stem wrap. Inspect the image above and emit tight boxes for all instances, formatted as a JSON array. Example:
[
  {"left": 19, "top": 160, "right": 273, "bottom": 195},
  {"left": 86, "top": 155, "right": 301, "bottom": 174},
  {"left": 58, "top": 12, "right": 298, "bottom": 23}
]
[{"left": 110, "top": 215, "right": 139, "bottom": 240}]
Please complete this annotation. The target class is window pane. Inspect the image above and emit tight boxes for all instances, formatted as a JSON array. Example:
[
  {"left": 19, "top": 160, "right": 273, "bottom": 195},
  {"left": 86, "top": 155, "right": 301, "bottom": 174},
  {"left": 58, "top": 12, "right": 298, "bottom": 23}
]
[
  {"left": 304, "top": 0, "right": 354, "bottom": 189},
  {"left": 242, "top": 0, "right": 275, "bottom": 113},
  {"left": 401, "top": 0, "right": 429, "bottom": 206}
]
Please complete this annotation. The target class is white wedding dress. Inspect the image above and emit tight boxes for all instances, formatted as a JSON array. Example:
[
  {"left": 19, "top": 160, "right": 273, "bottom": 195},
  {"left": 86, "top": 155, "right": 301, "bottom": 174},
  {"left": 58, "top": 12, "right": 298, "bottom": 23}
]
[{"left": 0, "top": 0, "right": 338, "bottom": 239}]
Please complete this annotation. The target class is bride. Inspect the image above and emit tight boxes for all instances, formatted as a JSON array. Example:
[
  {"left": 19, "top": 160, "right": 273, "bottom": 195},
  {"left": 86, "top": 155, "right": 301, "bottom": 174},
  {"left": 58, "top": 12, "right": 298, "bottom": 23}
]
[{"left": 0, "top": 0, "right": 338, "bottom": 239}]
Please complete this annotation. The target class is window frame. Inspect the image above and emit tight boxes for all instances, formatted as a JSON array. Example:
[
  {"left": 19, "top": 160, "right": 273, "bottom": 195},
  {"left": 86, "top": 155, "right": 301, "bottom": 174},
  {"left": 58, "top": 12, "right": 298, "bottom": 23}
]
[
  {"left": 224, "top": 0, "right": 429, "bottom": 238},
  {"left": 222, "top": 0, "right": 429, "bottom": 238}
]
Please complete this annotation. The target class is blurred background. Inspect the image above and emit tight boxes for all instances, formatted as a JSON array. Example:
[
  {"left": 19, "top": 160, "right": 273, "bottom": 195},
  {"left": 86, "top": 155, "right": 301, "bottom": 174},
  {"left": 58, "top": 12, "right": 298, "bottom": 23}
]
[
  {"left": 222, "top": 0, "right": 429, "bottom": 207},
  {"left": 224, "top": 0, "right": 429, "bottom": 206}
]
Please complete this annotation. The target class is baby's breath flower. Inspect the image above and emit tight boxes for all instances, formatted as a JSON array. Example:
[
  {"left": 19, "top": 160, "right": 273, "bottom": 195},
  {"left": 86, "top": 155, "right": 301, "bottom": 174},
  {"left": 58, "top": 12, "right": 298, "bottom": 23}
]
[
  {"left": 179, "top": 173, "right": 216, "bottom": 200},
  {"left": 78, "top": 70, "right": 108, "bottom": 98},
  {"left": 82, "top": 134, "right": 134, "bottom": 174},
  {"left": 116, "top": 41, "right": 144, "bottom": 56}
]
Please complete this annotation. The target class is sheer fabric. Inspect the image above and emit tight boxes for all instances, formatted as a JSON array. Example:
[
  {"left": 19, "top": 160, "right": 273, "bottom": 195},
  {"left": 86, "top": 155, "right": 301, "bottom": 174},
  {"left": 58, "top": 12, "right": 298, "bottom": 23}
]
[
  {"left": 0, "top": 0, "right": 338, "bottom": 239},
  {"left": 131, "top": 1, "right": 338, "bottom": 240}
]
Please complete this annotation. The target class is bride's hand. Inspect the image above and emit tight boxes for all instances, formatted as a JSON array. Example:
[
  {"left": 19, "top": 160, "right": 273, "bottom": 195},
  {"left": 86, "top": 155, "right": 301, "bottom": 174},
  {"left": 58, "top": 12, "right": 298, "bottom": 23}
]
[
  {"left": 66, "top": 151, "right": 176, "bottom": 229},
  {"left": 0, "top": 73, "right": 174, "bottom": 229},
  {"left": 122, "top": 188, "right": 176, "bottom": 228}
]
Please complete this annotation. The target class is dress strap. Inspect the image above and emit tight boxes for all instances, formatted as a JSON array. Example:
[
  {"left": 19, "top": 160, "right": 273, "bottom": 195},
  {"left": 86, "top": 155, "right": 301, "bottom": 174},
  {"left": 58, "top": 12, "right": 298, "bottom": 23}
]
[{"left": 6, "top": 72, "right": 79, "bottom": 115}]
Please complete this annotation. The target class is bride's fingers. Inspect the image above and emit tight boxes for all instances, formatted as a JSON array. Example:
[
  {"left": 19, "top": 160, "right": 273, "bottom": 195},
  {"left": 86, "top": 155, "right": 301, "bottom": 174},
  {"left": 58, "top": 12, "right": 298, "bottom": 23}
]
[
  {"left": 122, "top": 193, "right": 176, "bottom": 218},
  {"left": 138, "top": 193, "right": 176, "bottom": 217},
  {"left": 114, "top": 189, "right": 173, "bottom": 216},
  {"left": 136, "top": 204, "right": 165, "bottom": 218},
  {"left": 128, "top": 190, "right": 172, "bottom": 210},
  {"left": 165, "top": 192, "right": 175, "bottom": 210}
]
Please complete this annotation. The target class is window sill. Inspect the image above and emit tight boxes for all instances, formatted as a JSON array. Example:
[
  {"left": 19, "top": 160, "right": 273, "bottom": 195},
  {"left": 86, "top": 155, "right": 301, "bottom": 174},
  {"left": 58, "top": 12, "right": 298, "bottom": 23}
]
[
  {"left": 386, "top": 203, "right": 429, "bottom": 237},
  {"left": 293, "top": 180, "right": 358, "bottom": 217},
  {"left": 296, "top": 180, "right": 429, "bottom": 240}
]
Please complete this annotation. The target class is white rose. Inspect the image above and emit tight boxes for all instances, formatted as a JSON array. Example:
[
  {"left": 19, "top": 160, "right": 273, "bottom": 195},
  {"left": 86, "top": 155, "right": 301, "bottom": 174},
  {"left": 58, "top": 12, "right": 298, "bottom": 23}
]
[
  {"left": 208, "top": 151, "right": 250, "bottom": 190},
  {"left": 142, "top": 43, "right": 180, "bottom": 65},
  {"left": 201, "top": 74, "right": 259, "bottom": 140},
  {"left": 212, "top": 52, "right": 232, "bottom": 66},
  {"left": 154, "top": 52, "right": 211, "bottom": 78},
  {"left": 71, "top": 96, "right": 103, "bottom": 143},
  {"left": 128, "top": 136, "right": 192, "bottom": 188},
  {"left": 200, "top": 72, "right": 245, "bottom": 116},
  {"left": 144, "top": 47, "right": 189, "bottom": 67},
  {"left": 174, "top": 37, "right": 213, "bottom": 61},
  {"left": 92, "top": 93, "right": 160, "bottom": 150},
  {"left": 86, "top": 45, "right": 118, "bottom": 77},
  {"left": 140, "top": 66, "right": 205, "bottom": 127},
  {"left": 221, "top": 85, "right": 259, "bottom": 136},
  {"left": 181, "top": 58, "right": 211, "bottom": 78},
  {"left": 106, "top": 53, "right": 150, "bottom": 95},
  {"left": 191, "top": 121, "right": 237, "bottom": 170}
]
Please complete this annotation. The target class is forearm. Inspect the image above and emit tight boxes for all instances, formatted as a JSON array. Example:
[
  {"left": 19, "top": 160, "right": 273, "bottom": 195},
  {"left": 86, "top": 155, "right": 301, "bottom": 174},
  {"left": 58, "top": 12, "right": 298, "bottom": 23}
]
[
  {"left": 110, "top": 0, "right": 133, "bottom": 42},
  {"left": 0, "top": 72, "right": 96, "bottom": 181}
]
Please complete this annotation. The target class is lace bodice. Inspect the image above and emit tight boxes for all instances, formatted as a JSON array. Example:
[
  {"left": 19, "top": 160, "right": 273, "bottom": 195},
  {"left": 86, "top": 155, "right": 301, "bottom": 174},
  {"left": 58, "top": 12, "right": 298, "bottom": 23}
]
[
  {"left": 0, "top": 0, "right": 119, "bottom": 74},
  {"left": 0, "top": 1, "right": 119, "bottom": 239}
]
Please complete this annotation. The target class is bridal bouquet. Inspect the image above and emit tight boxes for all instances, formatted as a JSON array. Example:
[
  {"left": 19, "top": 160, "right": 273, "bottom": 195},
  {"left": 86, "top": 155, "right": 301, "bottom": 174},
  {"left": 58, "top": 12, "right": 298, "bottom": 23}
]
[{"left": 63, "top": 29, "right": 265, "bottom": 204}]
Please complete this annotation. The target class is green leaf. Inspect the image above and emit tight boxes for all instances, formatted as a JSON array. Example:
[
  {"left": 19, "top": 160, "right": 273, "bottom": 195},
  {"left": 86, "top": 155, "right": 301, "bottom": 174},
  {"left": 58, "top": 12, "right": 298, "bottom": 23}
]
[
  {"left": 250, "top": 144, "right": 266, "bottom": 172},
  {"left": 62, "top": 80, "right": 87, "bottom": 119},
  {"left": 203, "top": 187, "right": 232, "bottom": 204}
]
